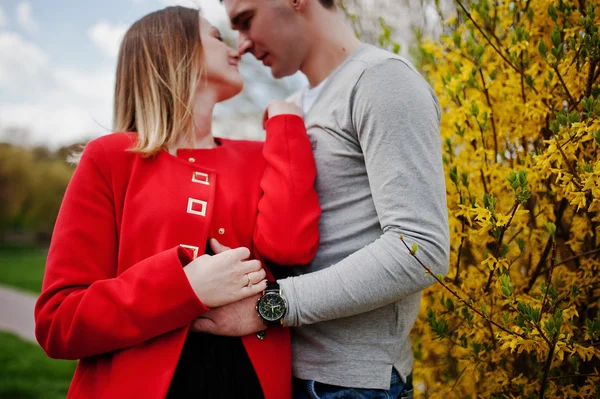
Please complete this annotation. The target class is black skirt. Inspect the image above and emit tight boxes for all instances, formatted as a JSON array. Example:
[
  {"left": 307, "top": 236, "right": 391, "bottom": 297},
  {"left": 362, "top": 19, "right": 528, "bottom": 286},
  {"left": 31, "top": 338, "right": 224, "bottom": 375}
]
[{"left": 166, "top": 332, "right": 265, "bottom": 399}]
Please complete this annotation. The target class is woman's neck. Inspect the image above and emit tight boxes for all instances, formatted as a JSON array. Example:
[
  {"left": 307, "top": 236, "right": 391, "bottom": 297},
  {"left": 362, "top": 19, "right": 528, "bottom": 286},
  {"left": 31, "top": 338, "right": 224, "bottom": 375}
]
[{"left": 169, "top": 91, "right": 218, "bottom": 154}]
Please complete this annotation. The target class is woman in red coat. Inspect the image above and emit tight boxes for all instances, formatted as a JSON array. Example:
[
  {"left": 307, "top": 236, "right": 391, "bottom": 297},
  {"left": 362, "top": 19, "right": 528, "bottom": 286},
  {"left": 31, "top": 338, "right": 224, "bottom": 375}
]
[{"left": 34, "top": 6, "right": 320, "bottom": 399}]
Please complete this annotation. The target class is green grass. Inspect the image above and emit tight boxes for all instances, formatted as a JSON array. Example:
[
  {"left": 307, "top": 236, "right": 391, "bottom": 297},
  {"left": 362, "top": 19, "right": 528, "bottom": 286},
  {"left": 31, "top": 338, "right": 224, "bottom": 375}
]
[
  {"left": 0, "top": 246, "right": 47, "bottom": 293},
  {"left": 0, "top": 332, "right": 76, "bottom": 399}
]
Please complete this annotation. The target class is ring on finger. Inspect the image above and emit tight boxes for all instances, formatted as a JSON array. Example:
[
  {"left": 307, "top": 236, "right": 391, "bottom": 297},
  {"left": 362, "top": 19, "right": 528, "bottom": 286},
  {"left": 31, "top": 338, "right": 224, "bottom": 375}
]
[{"left": 246, "top": 273, "right": 252, "bottom": 288}]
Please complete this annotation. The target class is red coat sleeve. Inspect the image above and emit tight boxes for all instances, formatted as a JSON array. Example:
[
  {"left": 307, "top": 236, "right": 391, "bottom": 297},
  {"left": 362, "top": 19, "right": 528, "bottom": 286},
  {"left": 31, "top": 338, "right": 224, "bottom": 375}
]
[
  {"left": 253, "top": 114, "right": 321, "bottom": 266},
  {"left": 34, "top": 139, "right": 208, "bottom": 360}
]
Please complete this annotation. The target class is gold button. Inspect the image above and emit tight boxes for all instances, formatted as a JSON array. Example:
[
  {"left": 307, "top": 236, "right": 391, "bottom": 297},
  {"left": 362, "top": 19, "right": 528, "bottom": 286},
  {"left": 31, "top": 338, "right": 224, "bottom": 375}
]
[
  {"left": 188, "top": 157, "right": 195, "bottom": 163},
  {"left": 218, "top": 228, "right": 225, "bottom": 235}
]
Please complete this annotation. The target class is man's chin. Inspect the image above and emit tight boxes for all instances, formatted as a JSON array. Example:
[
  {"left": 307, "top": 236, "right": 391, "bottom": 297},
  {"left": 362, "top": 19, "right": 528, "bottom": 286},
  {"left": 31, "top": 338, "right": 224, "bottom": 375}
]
[
  {"left": 270, "top": 68, "right": 293, "bottom": 79},
  {"left": 269, "top": 63, "right": 296, "bottom": 79}
]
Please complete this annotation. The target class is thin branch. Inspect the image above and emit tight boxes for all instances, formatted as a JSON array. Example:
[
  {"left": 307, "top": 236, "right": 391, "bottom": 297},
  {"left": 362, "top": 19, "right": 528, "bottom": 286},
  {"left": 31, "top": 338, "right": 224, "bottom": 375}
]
[
  {"left": 454, "top": 1, "right": 524, "bottom": 78},
  {"left": 454, "top": 222, "right": 466, "bottom": 283},
  {"left": 478, "top": 68, "right": 499, "bottom": 160},
  {"left": 479, "top": 168, "right": 489, "bottom": 195},
  {"left": 539, "top": 239, "right": 556, "bottom": 325},
  {"left": 539, "top": 337, "right": 557, "bottom": 399},
  {"left": 593, "top": 61, "right": 600, "bottom": 83},
  {"left": 553, "top": 134, "right": 583, "bottom": 190},
  {"left": 526, "top": 199, "right": 568, "bottom": 293},
  {"left": 506, "top": 302, "right": 551, "bottom": 347},
  {"left": 554, "top": 248, "right": 600, "bottom": 267},
  {"left": 549, "top": 373, "right": 600, "bottom": 381},
  {"left": 399, "top": 236, "right": 526, "bottom": 339},
  {"left": 583, "top": 57, "right": 598, "bottom": 100},
  {"left": 485, "top": 203, "right": 519, "bottom": 292},
  {"left": 552, "top": 65, "right": 577, "bottom": 109},
  {"left": 450, "top": 364, "right": 470, "bottom": 392}
]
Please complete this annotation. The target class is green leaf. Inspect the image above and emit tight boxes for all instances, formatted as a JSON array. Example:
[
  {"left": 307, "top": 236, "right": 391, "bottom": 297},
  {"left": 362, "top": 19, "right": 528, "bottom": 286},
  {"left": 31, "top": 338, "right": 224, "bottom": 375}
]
[
  {"left": 411, "top": 243, "right": 419, "bottom": 255},
  {"left": 538, "top": 39, "right": 548, "bottom": 56},
  {"left": 500, "top": 274, "right": 514, "bottom": 298},
  {"left": 471, "top": 102, "right": 480, "bottom": 117},
  {"left": 545, "top": 222, "right": 556, "bottom": 237},
  {"left": 450, "top": 165, "right": 458, "bottom": 185},
  {"left": 452, "top": 31, "right": 462, "bottom": 48},
  {"left": 551, "top": 25, "right": 561, "bottom": 47},
  {"left": 445, "top": 298, "right": 455, "bottom": 312}
]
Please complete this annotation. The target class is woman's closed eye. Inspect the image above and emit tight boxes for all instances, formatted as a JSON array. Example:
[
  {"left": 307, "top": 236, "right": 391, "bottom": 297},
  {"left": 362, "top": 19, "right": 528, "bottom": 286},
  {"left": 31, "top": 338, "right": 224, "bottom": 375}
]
[{"left": 212, "top": 28, "right": 224, "bottom": 42}]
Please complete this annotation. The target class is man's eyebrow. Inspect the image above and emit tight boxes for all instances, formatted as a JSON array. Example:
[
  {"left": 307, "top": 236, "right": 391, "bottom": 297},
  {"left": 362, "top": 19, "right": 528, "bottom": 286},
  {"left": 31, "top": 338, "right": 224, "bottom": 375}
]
[{"left": 230, "top": 10, "right": 252, "bottom": 29}]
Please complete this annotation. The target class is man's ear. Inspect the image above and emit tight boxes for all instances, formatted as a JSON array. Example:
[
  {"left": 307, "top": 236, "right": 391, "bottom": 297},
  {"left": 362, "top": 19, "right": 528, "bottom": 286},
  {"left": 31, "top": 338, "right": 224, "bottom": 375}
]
[{"left": 292, "top": 0, "right": 307, "bottom": 11}]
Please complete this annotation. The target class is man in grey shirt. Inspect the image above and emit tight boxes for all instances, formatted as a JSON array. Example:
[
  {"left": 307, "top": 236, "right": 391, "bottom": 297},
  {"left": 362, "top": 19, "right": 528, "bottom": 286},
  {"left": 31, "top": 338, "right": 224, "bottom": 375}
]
[{"left": 196, "top": 0, "right": 450, "bottom": 397}]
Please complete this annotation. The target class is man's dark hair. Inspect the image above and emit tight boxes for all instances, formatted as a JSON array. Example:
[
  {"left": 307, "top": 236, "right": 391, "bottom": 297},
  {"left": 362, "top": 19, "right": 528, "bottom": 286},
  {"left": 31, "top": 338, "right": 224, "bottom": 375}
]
[{"left": 219, "top": 0, "right": 336, "bottom": 9}]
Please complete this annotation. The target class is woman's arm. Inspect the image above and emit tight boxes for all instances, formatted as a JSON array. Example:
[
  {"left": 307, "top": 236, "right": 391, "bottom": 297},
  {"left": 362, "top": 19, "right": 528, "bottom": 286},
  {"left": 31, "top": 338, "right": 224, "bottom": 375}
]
[
  {"left": 253, "top": 113, "right": 321, "bottom": 266},
  {"left": 34, "top": 140, "right": 208, "bottom": 360}
]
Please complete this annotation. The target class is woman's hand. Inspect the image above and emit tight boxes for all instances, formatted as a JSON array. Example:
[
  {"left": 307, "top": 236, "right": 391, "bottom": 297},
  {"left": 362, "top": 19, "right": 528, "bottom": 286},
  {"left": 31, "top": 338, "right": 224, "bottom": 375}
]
[
  {"left": 262, "top": 100, "right": 303, "bottom": 128},
  {"left": 190, "top": 239, "right": 267, "bottom": 336},
  {"left": 183, "top": 239, "right": 267, "bottom": 308}
]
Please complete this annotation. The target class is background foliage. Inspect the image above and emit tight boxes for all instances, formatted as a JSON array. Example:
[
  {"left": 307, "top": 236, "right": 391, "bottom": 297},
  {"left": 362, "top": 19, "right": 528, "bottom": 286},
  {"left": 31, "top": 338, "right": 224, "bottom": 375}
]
[{"left": 404, "top": 0, "right": 600, "bottom": 397}]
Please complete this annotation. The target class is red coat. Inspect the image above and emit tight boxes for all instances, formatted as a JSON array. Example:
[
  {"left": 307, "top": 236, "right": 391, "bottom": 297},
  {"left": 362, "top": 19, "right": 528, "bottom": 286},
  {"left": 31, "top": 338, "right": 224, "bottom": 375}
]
[{"left": 34, "top": 115, "right": 320, "bottom": 399}]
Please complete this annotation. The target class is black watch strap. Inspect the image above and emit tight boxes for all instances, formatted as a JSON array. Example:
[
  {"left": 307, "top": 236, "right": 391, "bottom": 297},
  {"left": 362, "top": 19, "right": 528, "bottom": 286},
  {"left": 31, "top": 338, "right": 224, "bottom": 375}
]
[{"left": 265, "top": 281, "right": 280, "bottom": 293}]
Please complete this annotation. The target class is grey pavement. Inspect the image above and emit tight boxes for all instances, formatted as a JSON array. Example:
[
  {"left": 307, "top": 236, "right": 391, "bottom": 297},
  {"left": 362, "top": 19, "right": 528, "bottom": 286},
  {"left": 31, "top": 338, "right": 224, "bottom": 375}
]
[{"left": 0, "top": 284, "right": 37, "bottom": 343}]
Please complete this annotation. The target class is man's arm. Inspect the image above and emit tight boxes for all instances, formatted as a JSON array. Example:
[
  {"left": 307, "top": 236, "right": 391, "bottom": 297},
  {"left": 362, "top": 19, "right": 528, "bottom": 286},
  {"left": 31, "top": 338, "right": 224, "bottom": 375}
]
[{"left": 279, "top": 58, "right": 450, "bottom": 327}]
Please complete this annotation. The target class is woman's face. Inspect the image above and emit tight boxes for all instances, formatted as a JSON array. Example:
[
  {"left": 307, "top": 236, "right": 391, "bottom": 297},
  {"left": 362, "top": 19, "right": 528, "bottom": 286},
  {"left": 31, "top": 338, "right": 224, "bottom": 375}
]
[{"left": 199, "top": 17, "right": 243, "bottom": 102}]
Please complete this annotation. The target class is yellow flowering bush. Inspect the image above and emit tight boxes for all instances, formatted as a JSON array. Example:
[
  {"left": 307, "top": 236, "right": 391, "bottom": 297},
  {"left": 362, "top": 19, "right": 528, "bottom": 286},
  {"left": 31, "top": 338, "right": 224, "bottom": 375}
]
[{"left": 407, "top": 0, "right": 600, "bottom": 397}]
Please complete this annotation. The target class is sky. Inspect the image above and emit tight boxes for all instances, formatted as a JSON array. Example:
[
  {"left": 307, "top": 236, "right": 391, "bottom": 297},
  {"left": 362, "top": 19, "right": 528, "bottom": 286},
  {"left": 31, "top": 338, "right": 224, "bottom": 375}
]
[{"left": 0, "top": 0, "right": 306, "bottom": 148}]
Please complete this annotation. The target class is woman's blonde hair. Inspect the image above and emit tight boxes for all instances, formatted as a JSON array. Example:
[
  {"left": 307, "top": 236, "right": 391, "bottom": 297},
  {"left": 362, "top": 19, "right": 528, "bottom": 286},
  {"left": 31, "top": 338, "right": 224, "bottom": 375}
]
[{"left": 114, "top": 6, "right": 204, "bottom": 157}]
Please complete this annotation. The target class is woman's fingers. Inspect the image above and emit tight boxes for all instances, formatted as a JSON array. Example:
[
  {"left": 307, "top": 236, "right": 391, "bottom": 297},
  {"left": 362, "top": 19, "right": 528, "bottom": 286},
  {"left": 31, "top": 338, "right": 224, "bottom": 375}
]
[
  {"left": 241, "top": 279, "right": 268, "bottom": 295},
  {"left": 210, "top": 238, "right": 231, "bottom": 254},
  {"left": 241, "top": 259, "right": 263, "bottom": 274},
  {"left": 244, "top": 269, "right": 267, "bottom": 287}
]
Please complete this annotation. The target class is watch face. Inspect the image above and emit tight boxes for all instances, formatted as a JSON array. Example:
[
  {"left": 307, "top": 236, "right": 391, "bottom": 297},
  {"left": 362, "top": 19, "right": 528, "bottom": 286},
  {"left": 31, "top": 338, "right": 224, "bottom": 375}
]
[{"left": 258, "top": 292, "right": 287, "bottom": 321}]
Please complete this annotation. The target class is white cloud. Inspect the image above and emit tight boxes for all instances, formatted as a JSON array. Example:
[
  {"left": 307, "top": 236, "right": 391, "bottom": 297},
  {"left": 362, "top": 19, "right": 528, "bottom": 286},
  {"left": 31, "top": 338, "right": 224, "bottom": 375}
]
[
  {"left": 16, "top": 2, "right": 37, "bottom": 33},
  {"left": 88, "top": 21, "right": 128, "bottom": 58},
  {"left": 0, "top": 6, "right": 7, "bottom": 28},
  {"left": 0, "top": 32, "right": 52, "bottom": 92},
  {"left": 0, "top": 31, "right": 115, "bottom": 148}
]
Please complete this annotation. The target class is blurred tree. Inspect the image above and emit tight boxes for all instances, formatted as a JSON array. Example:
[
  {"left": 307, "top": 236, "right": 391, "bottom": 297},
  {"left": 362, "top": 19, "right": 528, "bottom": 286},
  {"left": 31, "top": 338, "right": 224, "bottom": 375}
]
[{"left": 0, "top": 140, "right": 73, "bottom": 244}]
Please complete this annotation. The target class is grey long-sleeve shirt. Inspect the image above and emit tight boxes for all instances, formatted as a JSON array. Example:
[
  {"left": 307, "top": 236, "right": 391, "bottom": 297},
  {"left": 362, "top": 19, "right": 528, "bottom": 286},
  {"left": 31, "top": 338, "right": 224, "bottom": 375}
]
[{"left": 278, "top": 44, "right": 450, "bottom": 390}]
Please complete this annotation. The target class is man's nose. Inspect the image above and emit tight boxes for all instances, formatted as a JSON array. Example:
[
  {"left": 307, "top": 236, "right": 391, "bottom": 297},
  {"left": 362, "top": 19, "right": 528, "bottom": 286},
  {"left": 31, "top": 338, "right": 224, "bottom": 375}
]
[{"left": 237, "top": 33, "right": 253, "bottom": 55}]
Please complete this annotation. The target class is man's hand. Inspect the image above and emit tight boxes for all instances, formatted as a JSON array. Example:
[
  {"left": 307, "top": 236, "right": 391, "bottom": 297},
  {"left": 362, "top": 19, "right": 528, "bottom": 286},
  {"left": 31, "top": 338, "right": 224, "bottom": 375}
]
[
  {"left": 190, "top": 294, "right": 266, "bottom": 336},
  {"left": 190, "top": 239, "right": 266, "bottom": 336}
]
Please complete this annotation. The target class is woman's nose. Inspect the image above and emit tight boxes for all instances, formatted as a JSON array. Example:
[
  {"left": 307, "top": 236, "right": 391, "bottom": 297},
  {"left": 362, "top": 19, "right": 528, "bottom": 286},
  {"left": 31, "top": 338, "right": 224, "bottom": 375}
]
[{"left": 230, "top": 48, "right": 241, "bottom": 61}]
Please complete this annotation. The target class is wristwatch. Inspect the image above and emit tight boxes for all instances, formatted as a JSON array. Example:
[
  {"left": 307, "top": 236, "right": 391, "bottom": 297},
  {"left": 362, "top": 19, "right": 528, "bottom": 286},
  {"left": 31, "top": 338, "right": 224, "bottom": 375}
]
[{"left": 256, "top": 281, "right": 287, "bottom": 326}]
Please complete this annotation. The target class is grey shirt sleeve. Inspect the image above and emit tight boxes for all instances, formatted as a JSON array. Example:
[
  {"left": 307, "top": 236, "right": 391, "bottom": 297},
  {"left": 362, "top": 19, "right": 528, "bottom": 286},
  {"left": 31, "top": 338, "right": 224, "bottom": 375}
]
[{"left": 279, "top": 59, "right": 450, "bottom": 327}]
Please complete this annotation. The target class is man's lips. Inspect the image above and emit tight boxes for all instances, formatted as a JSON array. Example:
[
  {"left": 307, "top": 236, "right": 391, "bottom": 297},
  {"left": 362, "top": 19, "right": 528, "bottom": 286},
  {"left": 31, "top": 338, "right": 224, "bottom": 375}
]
[{"left": 259, "top": 53, "right": 271, "bottom": 66}]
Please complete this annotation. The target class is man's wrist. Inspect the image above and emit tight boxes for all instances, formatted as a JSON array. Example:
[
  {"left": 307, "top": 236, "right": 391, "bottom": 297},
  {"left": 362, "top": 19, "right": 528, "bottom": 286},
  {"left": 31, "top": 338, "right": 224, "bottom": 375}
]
[{"left": 256, "top": 281, "right": 288, "bottom": 326}]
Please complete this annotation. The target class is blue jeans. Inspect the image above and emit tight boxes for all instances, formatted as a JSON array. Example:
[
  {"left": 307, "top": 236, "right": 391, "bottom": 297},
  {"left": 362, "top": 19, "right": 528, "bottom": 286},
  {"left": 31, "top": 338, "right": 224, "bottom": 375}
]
[{"left": 292, "top": 369, "right": 414, "bottom": 399}]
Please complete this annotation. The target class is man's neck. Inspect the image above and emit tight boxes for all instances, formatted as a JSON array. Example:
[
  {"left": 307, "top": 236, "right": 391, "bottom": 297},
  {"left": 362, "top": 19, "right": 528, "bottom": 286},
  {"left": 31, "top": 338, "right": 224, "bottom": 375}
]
[{"left": 300, "top": 17, "right": 362, "bottom": 88}]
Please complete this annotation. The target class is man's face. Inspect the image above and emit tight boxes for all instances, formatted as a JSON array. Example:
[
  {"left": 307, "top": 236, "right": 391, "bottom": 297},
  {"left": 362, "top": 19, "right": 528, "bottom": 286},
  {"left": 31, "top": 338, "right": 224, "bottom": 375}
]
[{"left": 224, "top": 0, "right": 307, "bottom": 78}]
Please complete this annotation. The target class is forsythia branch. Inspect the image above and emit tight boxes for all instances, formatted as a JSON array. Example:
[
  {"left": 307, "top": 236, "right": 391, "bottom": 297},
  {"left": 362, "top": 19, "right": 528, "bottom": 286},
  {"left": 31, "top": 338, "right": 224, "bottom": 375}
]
[{"left": 399, "top": 235, "right": 526, "bottom": 339}]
